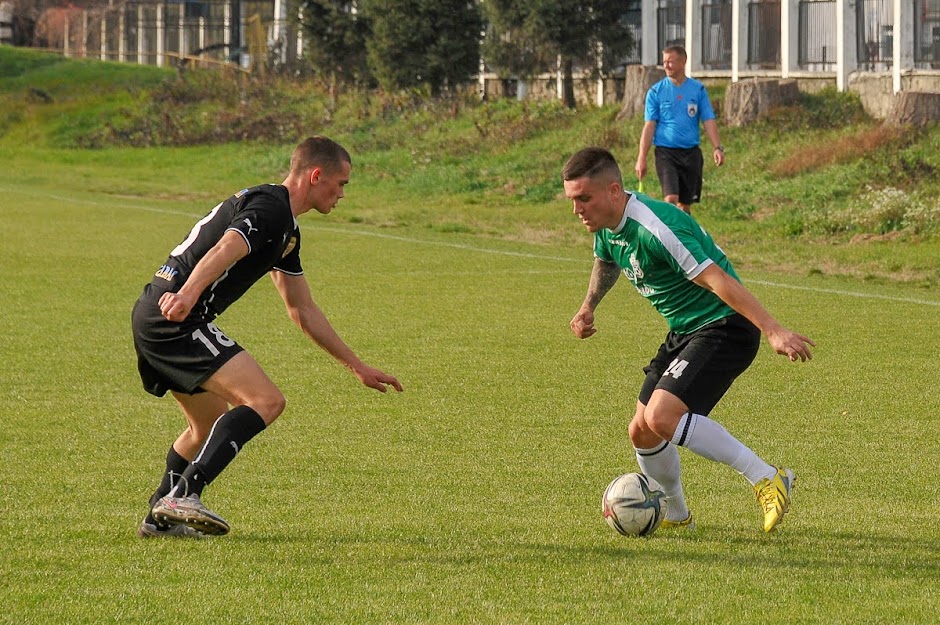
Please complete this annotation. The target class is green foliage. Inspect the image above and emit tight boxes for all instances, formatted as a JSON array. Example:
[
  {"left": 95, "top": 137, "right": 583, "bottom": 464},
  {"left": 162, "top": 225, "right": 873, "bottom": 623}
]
[
  {"left": 297, "top": 0, "right": 372, "bottom": 87},
  {"left": 803, "top": 185, "right": 940, "bottom": 236},
  {"left": 0, "top": 46, "right": 66, "bottom": 79},
  {"left": 756, "top": 87, "right": 868, "bottom": 133},
  {"left": 364, "top": 0, "right": 483, "bottom": 95},
  {"left": 481, "top": 0, "right": 636, "bottom": 107}
]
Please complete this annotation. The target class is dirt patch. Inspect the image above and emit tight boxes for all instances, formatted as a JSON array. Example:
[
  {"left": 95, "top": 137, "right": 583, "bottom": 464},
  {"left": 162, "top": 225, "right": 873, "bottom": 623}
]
[
  {"left": 849, "top": 231, "right": 905, "bottom": 244},
  {"left": 770, "top": 125, "right": 910, "bottom": 177}
]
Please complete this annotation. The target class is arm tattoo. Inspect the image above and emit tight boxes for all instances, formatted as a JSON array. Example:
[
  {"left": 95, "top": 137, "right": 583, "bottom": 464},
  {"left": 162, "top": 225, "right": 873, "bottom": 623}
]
[{"left": 584, "top": 258, "right": 621, "bottom": 309}]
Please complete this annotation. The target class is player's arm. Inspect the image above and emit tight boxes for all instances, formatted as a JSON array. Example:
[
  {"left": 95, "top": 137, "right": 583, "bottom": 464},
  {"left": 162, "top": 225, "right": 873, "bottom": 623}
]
[
  {"left": 159, "top": 230, "right": 249, "bottom": 322},
  {"left": 635, "top": 120, "right": 656, "bottom": 181},
  {"left": 691, "top": 264, "right": 815, "bottom": 362},
  {"left": 269, "top": 271, "right": 403, "bottom": 393},
  {"left": 703, "top": 119, "right": 724, "bottom": 166},
  {"left": 571, "top": 258, "right": 621, "bottom": 339}
]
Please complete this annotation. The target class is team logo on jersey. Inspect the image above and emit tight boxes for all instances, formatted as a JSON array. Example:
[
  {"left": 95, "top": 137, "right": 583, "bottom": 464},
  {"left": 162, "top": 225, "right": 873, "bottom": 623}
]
[
  {"left": 281, "top": 235, "right": 297, "bottom": 258},
  {"left": 687, "top": 103, "right": 698, "bottom": 117},
  {"left": 623, "top": 253, "right": 654, "bottom": 297},
  {"left": 234, "top": 188, "right": 249, "bottom": 198},
  {"left": 154, "top": 264, "right": 178, "bottom": 282},
  {"left": 242, "top": 218, "right": 259, "bottom": 236}
]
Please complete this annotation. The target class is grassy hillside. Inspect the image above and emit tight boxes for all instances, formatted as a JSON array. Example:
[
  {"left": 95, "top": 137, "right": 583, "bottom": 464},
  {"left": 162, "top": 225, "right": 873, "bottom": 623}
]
[{"left": 2, "top": 46, "right": 939, "bottom": 287}]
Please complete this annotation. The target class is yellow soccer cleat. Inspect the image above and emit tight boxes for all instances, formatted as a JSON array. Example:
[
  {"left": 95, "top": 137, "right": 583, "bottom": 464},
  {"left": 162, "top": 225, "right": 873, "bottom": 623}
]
[
  {"left": 754, "top": 467, "right": 796, "bottom": 533},
  {"left": 659, "top": 512, "right": 695, "bottom": 530}
]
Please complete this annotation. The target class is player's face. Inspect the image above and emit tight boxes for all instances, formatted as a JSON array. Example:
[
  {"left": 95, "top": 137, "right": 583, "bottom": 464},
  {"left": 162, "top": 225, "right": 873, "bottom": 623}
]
[
  {"left": 663, "top": 51, "right": 686, "bottom": 79},
  {"left": 310, "top": 160, "right": 351, "bottom": 214},
  {"left": 564, "top": 175, "right": 623, "bottom": 233}
]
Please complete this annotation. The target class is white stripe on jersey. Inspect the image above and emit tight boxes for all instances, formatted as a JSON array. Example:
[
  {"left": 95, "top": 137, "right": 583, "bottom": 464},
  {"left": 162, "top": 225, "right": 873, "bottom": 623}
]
[{"left": 626, "top": 196, "right": 714, "bottom": 280}]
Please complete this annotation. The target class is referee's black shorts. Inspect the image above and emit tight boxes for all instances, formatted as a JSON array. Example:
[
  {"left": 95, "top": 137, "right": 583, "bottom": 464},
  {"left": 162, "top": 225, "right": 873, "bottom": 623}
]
[
  {"left": 638, "top": 313, "right": 760, "bottom": 416},
  {"left": 131, "top": 285, "right": 243, "bottom": 397},
  {"left": 654, "top": 146, "right": 704, "bottom": 205}
]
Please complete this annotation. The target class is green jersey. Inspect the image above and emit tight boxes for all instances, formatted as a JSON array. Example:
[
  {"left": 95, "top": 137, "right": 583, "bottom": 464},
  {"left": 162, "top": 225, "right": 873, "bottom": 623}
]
[{"left": 594, "top": 192, "right": 739, "bottom": 334}]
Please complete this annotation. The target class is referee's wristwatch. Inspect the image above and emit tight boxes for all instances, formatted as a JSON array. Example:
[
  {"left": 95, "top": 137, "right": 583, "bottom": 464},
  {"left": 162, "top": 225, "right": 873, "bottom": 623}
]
[{"left": 714, "top": 145, "right": 725, "bottom": 153}]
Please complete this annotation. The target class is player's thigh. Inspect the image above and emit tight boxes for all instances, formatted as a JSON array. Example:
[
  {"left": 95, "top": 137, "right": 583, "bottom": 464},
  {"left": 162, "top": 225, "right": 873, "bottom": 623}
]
[
  {"left": 199, "top": 351, "right": 285, "bottom": 423},
  {"left": 654, "top": 148, "right": 682, "bottom": 197},
  {"left": 656, "top": 316, "right": 759, "bottom": 415},
  {"left": 677, "top": 149, "right": 704, "bottom": 204},
  {"left": 172, "top": 390, "right": 229, "bottom": 431}
]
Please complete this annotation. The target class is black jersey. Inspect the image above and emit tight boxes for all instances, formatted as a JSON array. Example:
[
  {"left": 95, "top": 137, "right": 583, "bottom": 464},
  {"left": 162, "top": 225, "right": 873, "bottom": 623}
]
[{"left": 149, "top": 184, "right": 303, "bottom": 320}]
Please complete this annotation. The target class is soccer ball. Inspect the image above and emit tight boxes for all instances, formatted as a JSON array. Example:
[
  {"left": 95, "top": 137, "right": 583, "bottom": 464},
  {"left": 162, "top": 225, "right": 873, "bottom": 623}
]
[{"left": 602, "top": 472, "right": 666, "bottom": 537}]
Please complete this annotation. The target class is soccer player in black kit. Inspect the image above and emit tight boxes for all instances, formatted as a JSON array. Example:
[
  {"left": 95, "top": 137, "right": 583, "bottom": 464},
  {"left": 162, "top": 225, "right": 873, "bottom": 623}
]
[{"left": 132, "top": 136, "right": 403, "bottom": 537}]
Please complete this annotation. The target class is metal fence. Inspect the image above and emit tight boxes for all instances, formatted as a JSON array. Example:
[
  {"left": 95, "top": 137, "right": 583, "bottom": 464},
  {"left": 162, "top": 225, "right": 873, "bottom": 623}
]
[
  {"left": 914, "top": 0, "right": 940, "bottom": 67},
  {"left": 798, "top": 0, "right": 836, "bottom": 69},
  {"left": 658, "top": 0, "right": 686, "bottom": 52},
  {"left": 701, "top": 0, "right": 732, "bottom": 69},
  {"left": 32, "top": 0, "right": 279, "bottom": 68},
  {"left": 748, "top": 0, "right": 781, "bottom": 68},
  {"left": 856, "top": 0, "right": 893, "bottom": 69},
  {"left": 622, "top": 0, "right": 643, "bottom": 66}
]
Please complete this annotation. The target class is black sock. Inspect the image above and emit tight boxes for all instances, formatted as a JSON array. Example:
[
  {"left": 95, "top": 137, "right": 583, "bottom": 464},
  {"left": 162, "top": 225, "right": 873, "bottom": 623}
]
[
  {"left": 171, "top": 405, "right": 266, "bottom": 498},
  {"left": 146, "top": 446, "right": 190, "bottom": 525}
]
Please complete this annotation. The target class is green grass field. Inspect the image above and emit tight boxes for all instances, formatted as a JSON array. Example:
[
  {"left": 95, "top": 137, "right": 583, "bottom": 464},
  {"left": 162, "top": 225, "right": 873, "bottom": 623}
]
[
  {"left": 2, "top": 48, "right": 939, "bottom": 623},
  {"left": 2, "top": 148, "right": 939, "bottom": 623}
]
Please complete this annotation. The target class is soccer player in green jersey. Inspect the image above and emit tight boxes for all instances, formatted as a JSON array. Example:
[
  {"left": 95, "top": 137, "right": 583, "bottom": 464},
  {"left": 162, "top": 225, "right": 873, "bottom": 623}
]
[{"left": 562, "top": 147, "right": 814, "bottom": 533}]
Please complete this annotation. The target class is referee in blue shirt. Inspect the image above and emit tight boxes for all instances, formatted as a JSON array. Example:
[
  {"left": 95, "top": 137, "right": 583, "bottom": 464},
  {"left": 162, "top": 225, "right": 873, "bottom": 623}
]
[{"left": 635, "top": 46, "right": 724, "bottom": 214}]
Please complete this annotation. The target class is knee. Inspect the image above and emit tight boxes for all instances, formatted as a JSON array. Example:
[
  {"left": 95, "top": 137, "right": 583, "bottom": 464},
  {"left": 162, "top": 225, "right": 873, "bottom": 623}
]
[
  {"left": 643, "top": 404, "right": 680, "bottom": 441},
  {"left": 628, "top": 409, "right": 660, "bottom": 448},
  {"left": 251, "top": 391, "right": 286, "bottom": 425}
]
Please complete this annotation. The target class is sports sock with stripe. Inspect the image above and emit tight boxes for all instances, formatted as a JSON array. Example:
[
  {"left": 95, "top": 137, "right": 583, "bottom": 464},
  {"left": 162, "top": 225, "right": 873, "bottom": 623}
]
[
  {"left": 635, "top": 441, "right": 690, "bottom": 522},
  {"left": 146, "top": 445, "right": 190, "bottom": 525},
  {"left": 168, "top": 405, "right": 267, "bottom": 498},
  {"left": 671, "top": 412, "right": 776, "bottom": 485}
]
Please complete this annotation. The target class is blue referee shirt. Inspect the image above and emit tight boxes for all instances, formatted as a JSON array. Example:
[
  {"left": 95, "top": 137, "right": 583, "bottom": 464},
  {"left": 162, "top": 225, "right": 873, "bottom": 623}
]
[{"left": 644, "top": 77, "right": 716, "bottom": 149}]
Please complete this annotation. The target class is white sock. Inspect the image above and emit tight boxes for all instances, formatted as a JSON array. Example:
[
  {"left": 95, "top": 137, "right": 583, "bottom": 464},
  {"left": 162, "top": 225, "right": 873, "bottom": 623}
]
[
  {"left": 635, "top": 441, "right": 690, "bottom": 522},
  {"left": 671, "top": 413, "right": 776, "bottom": 485}
]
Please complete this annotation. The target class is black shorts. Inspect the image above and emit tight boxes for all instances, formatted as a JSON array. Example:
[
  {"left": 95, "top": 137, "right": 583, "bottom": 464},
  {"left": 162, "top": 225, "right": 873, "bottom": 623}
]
[
  {"left": 638, "top": 313, "right": 760, "bottom": 416},
  {"left": 131, "top": 286, "right": 243, "bottom": 397},
  {"left": 654, "top": 146, "right": 704, "bottom": 205}
]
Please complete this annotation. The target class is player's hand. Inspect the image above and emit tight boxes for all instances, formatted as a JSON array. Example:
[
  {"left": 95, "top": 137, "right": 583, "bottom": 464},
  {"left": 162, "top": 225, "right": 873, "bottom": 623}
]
[
  {"left": 767, "top": 328, "right": 815, "bottom": 362},
  {"left": 570, "top": 307, "right": 597, "bottom": 339},
  {"left": 353, "top": 364, "right": 403, "bottom": 393},
  {"left": 713, "top": 147, "right": 725, "bottom": 167},
  {"left": 159, "top": 291, "right": 195, "bottom": 322}
]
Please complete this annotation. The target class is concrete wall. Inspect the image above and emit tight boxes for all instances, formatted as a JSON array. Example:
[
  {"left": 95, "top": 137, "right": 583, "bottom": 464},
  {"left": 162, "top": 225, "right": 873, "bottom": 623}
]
[{"left": 849, "top": 73, "right": 940, "bottom": 119}]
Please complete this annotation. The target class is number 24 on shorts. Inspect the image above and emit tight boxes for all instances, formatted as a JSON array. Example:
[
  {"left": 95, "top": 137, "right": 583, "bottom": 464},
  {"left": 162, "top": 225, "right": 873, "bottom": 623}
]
[{"left": 664, "top": 358, "right": 689, "bottom": 379}]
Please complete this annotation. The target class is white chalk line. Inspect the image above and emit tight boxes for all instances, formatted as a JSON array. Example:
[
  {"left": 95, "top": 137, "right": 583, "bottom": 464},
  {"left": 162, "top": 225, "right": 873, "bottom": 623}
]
[{"left": 7, "top": 186, "right": 940, "bottom": 308}]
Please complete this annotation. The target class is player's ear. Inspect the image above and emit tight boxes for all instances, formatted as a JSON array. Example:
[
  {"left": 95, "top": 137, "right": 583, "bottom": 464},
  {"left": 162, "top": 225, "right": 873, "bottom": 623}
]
[
  {"left": 308, "top": 167, "right": 322, "bottom": 186},
  {"left": 608, "top": 179, "right": 623, "bottom": 199}
]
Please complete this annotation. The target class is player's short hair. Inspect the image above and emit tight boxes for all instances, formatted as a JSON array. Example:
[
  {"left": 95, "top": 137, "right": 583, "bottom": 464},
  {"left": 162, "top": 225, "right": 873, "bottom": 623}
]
[
  {"left": 562, "top": 147, "right": 623, "bottom": 185},
  {"left": 290, "top": 136, "right": 351, "bottom": 175},
  {"left": 662, "top": 45, "right": 687, "bottom": 60}
]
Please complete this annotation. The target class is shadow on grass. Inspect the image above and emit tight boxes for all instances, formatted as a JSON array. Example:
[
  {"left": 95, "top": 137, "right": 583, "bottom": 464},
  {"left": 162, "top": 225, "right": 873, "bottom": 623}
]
[{"left": 230, "top": 525, "right": 939, "bottom": 579}]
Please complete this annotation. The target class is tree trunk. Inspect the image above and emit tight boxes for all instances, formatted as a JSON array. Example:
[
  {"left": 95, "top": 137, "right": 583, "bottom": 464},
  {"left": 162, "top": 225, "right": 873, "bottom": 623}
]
[
  {"left": 617, "top": 65, "right": 665, "bottom": 121},
  {"left": 723, "top": 78, "right": 799, "bottom": 127},
  {"left": 561, "top": 57, "right": 576, "bottom": 109},
  {"left": 886, "top": 92, "right": 940, "bottom": 127}
]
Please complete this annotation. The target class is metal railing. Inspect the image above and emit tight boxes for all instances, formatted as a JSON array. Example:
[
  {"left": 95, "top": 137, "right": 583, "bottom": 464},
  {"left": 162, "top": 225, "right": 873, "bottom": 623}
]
[
  {"left": 914, "top": 0, "right": 940, "bottom": 67},
  {"left": 856, "top": 0, "right": 893, "bottom": 70},
  {"left": 798, "top": 0, "right": 836, "bottom": 69},
  {"left": 658, "top": 0, "right": 686, "bottom": 52},
  {"left": 748, "top": 0, "right": 781, "bottom": 68},
  {"left": 701, "top": 0, "right": 732, "bottom": 69},
  {"left": 30, "top": 0, "right": 278, "bottom": 69}
]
